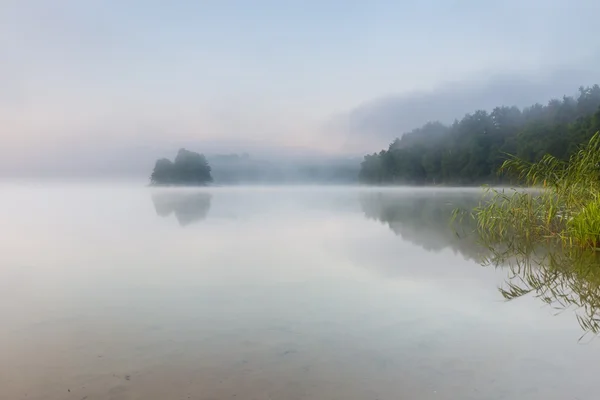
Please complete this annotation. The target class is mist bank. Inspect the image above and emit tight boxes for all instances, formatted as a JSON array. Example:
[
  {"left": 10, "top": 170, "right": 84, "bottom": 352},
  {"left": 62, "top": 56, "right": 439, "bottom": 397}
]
[
  {"left": 338, "top": 67, "right": 600, "bottom": 149},
  {"left": 0, "top": 145, "right": 361, "bottom": 185},
  {"left": 207, "top": 153, "right": 359, "bottom": 184},
  {"left": 147, "top": 149, "right": 361, "bottom": 186}
]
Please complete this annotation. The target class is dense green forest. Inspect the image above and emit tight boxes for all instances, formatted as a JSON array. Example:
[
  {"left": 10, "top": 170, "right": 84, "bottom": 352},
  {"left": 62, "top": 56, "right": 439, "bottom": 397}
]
[
  {"left": 150, "top": 148, "right": 213, "bottom": 186},
  {"left": 359, "top": 85, "right": 600, "bottom": 184}
]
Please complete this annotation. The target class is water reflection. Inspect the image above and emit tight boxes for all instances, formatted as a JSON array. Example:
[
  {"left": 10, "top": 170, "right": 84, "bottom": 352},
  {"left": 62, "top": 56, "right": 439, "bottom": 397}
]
[
  {"left": 359, "top": 190, "right": 482, "bottom": 260},
  {"left": 485, "top": 241, "right": 600, "bottom": 339},
  {"left": 151, "top": 190, "right": 212, "bottom": 226},
  {"left": 359, "top": 189, "right": 600, "bottom": 339},
  {"left": 3, "top": 185, "right": 600, "bottom": 399}
]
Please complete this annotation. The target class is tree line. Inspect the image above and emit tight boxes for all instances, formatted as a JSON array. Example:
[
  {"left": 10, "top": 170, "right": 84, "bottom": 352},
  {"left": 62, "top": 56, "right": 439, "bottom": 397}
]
[{"left": 359, "top": 85, "right": 600, "bottom": 185}]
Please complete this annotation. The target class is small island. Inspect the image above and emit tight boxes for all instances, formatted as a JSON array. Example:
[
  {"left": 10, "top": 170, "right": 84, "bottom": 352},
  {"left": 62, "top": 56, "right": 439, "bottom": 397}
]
[{"left": 150, "top": 148, "right": 213, "bottom": 186}]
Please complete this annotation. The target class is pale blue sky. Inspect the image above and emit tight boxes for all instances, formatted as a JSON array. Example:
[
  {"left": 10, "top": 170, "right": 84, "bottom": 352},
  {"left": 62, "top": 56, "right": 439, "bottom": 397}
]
[{"left": 1, "top": 0, "right": 600, "bottom": 169}]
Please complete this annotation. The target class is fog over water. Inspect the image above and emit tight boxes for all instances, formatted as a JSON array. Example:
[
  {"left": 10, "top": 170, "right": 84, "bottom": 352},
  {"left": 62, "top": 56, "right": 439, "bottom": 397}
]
[{"left": 0, "top": 184, "right": 598, "bottom": 400}]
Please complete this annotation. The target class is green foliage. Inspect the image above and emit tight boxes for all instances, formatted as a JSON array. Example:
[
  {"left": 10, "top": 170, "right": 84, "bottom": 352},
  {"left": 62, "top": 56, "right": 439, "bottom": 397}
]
[
  {"left": 473, "top": 132, "right": 600, "bottom": 251},
  {"left": 449, "top": 132, "right": 600, "bottom": 338},
  {"left": 150, "top": 148, "right": 213, "bottom": 186},
  {"left": 569, "top": 197, "right": 600, "bottom": 249},
  {"left": 360, "top": 84, "right": 600, "bottom": 185}
]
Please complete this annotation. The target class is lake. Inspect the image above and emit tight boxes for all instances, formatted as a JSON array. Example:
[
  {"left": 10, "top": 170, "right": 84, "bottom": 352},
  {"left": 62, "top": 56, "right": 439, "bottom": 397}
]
[{"left": 0, "top": 184, "right": 598, "bottom": 400}]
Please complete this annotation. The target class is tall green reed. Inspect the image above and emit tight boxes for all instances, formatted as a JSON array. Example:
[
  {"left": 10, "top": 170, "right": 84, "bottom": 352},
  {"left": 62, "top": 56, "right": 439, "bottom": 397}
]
[{"left": 474, "top": 131, "right": 600, "bottom": 250}]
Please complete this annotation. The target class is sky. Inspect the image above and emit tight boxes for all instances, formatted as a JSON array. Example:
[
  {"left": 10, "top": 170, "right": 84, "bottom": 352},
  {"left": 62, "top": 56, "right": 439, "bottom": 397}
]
[{"left": 1, "top": 0, "right": 600, "bottom": 175}]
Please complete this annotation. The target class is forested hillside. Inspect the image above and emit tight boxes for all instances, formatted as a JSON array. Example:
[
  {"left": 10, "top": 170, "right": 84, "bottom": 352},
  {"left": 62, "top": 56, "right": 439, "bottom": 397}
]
[{"left": 359, "top": 85, "right": 600, "bottom": 185}]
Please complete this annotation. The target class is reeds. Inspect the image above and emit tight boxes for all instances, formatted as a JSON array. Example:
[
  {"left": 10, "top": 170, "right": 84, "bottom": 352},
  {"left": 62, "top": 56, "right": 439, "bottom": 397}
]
[
  {"left": 475, "top": 131, "right": 600, "bottom": 251},
  {"left": 451, "top": 132, "right": 600, "bottom": 338}
]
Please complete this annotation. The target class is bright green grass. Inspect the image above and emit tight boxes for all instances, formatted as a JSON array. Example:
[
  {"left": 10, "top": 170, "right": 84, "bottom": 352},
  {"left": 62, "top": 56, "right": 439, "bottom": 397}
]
[{"left": 473, "top": 131, "right": 600, "bottom": 251}]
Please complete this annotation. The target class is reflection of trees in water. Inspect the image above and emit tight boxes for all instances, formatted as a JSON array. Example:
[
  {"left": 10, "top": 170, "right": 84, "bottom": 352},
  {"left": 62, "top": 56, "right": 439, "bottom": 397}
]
[
  {"left": 361, "top": 189, "right": 600, "bottom": 338},
  {"left": 359, "top": 190, "right": 483, "bottom": 260},
  {"left": 487, "top": 242, "right": 600, "bottom": 340},
  {"left": 151, "top": 191, "right": 212, "bottom": 226}
]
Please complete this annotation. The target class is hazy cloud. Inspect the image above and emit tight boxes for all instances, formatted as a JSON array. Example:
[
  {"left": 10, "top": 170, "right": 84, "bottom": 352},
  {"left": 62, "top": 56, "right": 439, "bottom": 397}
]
[{"left": 332, "top": 63, "right": 600, "bottom": 152}]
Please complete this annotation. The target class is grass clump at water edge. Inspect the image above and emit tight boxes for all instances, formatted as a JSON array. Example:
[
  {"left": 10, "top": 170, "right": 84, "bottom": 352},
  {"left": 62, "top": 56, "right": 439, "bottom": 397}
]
[
  {"left": 473, "top": 131, "right": 600, "bottom": 251},
  {"left": 449, "top": 132, "right": 600, "bottom": 339}
]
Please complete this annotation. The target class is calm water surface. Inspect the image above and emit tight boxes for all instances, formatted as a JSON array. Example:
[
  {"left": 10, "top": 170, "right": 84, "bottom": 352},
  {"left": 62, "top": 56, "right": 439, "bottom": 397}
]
[{"left": 0, "top": 184, "right": 597, "bottom": 400}]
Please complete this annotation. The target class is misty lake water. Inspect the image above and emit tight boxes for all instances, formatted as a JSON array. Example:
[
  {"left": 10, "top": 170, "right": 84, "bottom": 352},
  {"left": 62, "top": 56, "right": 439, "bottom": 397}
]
[{"left": 1, "top": 184, "right": 598, "bottom": 400}]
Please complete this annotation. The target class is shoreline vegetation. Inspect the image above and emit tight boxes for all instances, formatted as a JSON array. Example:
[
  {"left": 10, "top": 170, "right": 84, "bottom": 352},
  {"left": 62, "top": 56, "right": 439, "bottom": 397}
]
[
  {"left": 453, "top": 132, "right": 600, "bottom": 338},
  {"left": 471, "top": 131, "right": 600, "bottom": 252},
  {"left": 148, "top": 84, "right": 600, "bottom": 189},
  {"left": 353, "top": 81, "right": 600, "bottom": 336}
]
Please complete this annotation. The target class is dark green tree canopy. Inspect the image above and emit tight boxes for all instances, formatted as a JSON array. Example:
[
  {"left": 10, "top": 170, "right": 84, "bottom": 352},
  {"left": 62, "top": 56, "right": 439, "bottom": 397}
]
[
  {"left": 360, "top": 84, "right": 600, "bottom": 185},
  {"left": 150, "top": 148, "right": 213, "bottom": 186}
]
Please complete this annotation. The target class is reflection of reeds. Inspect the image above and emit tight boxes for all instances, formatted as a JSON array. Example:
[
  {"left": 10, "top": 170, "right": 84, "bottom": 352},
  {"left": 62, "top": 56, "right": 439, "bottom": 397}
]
[
  {"left": 451, "top": 133, "right": 600, "bottom": 339},
  {"left": 455, "top": 203, "right": 600, "bottom": 339},
  {"left": 485, "top": 244, "right": 600, "bottom": 340}
]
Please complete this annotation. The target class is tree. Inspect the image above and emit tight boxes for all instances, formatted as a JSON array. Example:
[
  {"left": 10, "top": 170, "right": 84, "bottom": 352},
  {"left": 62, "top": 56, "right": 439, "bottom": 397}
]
[
  {"left": 150, "top": 148, "right": 213, "bottom": 186},
  {"left": 150, "top": 158, "right": 175, "bottom": 184},
  {"left": 173, "top": 148, "right": 212, "bottom": 185}
]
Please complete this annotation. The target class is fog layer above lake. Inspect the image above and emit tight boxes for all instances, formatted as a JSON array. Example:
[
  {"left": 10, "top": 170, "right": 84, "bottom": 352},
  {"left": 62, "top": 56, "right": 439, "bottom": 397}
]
[{"left": 0, "top": 184, "right": 597, "bottom": 400}]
